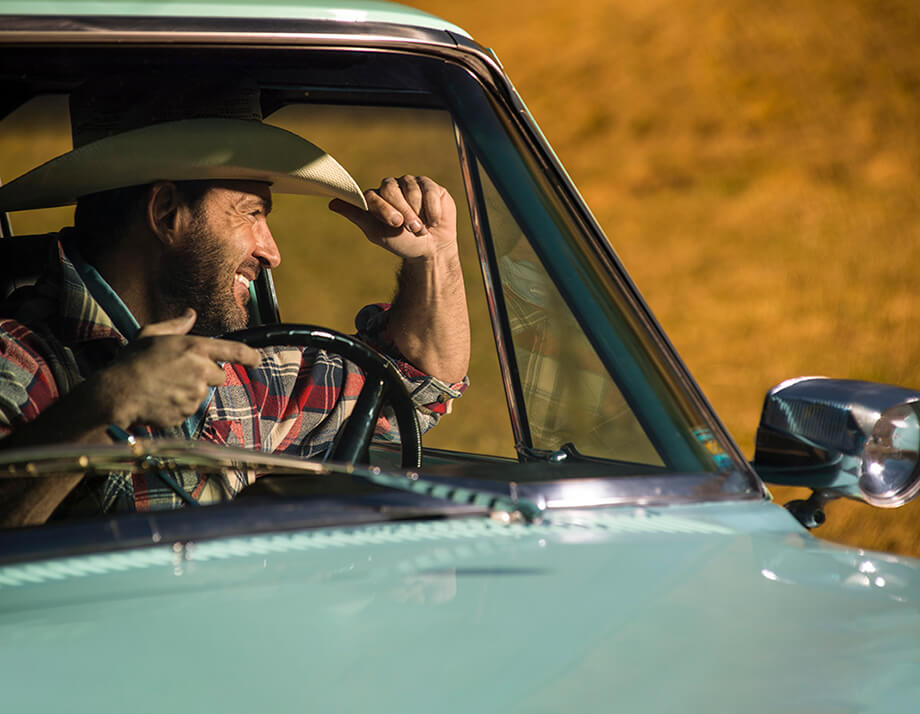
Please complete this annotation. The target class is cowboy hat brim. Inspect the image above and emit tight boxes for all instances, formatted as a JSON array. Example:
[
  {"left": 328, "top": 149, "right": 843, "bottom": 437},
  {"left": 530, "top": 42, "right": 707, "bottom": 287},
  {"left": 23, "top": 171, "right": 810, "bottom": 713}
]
[{"left": 0, "top": 118, "right": 368, "bottom": 211}]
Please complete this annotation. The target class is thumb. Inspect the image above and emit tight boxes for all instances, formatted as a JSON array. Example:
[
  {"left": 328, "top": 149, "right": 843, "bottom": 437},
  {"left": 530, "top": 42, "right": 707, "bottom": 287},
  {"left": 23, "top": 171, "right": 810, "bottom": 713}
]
[
  {"left": 138, "top": 308, "right": 197, "bottom": 338},
  {"left": 329, "top": 198, "right": 379, "bottom": 237}
]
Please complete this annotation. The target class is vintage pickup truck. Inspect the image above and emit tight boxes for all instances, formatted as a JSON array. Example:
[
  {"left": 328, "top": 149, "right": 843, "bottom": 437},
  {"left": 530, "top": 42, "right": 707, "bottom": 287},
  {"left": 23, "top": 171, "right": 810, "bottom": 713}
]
[{"left": 0, "top": 2, "right": 917, "bottom": 712}]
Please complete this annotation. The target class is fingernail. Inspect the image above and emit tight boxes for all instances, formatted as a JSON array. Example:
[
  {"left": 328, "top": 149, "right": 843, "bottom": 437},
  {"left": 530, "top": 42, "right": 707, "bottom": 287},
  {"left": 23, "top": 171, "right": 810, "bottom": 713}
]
[
  {"left": 408, "top": 219, "right": 422, "bottom": 232},
  {"left": 389, "top": 214, "right": 402, "bottom": 227}
]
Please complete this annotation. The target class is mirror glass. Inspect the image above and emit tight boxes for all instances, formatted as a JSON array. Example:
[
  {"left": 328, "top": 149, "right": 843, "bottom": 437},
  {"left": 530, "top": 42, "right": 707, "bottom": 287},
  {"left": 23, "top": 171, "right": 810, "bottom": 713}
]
[{"left": 861, "top": 403, "right": 920, "bottom": 506}]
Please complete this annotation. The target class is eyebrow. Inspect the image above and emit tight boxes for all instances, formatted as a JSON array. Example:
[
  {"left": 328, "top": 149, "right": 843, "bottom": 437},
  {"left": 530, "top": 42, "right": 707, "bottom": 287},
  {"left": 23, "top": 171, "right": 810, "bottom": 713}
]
[{"left": 238, "top": 194, "right": 272, "bottom": 215}]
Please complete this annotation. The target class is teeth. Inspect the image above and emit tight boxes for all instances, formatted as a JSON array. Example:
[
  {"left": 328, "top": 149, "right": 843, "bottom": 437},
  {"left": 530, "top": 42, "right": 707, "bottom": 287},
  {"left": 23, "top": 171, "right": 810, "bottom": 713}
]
[{"left": 235, "top": 274, "right": 251, "bottom": 288}]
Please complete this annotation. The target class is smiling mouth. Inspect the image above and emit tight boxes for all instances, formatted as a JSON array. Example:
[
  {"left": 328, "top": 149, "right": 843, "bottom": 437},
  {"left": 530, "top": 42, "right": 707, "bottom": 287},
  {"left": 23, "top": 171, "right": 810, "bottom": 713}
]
[{"left": 234, "top": 273, "right": 253, "bottom": 303}]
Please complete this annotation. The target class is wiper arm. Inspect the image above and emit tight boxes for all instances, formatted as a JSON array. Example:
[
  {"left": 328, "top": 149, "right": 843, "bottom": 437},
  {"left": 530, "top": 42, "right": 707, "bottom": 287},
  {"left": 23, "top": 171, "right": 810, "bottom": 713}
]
[
  {"left": 0, "top": 439, "right": 544, "bottom": 524},
  {"left": 355, "top": 465, "right": 543, "bottom": 524},
  {"left": 516, "top": 441, "right": 600, "bottom": 464}
]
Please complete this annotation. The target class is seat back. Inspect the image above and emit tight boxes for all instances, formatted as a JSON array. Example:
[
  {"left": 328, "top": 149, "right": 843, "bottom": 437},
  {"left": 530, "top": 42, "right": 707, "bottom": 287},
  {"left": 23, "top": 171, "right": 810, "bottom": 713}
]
[{"left": 0, "top": 233, "right": 56, "bottom": 299}]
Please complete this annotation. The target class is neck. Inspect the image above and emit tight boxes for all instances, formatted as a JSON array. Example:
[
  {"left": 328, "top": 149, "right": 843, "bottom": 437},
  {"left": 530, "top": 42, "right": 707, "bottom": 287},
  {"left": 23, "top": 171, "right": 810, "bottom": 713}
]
[{"left": 88, "top": 232, "right": 171, "bottom": 329}]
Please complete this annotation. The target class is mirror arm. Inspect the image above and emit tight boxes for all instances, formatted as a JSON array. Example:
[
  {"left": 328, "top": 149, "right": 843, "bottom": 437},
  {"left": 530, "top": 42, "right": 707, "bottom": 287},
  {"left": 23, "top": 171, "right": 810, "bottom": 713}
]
[{"left": 781, "top": 488, "right": 840, "bottom": 530}]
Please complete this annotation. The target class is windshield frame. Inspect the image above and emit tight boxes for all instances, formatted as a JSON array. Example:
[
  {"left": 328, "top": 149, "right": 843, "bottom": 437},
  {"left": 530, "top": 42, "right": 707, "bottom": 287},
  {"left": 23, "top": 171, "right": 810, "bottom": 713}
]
[{"left": 0, "top": 15, "right": 768, "bottom": 515}]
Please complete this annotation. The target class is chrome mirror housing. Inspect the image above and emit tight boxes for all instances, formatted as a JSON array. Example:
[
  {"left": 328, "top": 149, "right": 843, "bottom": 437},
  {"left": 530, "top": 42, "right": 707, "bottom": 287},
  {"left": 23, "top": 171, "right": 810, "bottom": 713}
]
[{"left": 753, "top": 377, "right": 920, "bottom": 508}]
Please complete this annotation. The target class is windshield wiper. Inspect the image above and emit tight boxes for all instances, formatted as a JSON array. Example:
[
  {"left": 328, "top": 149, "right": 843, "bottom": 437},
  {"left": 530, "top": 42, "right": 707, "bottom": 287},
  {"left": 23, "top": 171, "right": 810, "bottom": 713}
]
[
  {"left": 517, "top": 441, "right": 603, "bottom": 464},
  {"left": 0, "top": 439, "right": 544, "bottom": 524},
  {"left": 354, "top": 464, "right": 543, "bottom": 523}
]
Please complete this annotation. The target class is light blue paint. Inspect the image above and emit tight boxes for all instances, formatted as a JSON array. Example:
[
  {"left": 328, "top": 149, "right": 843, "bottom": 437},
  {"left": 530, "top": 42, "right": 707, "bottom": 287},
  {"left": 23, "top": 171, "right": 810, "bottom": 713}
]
[
  {"left": 1, "top": 500, "right": 917, "bottom": 713},
  {"left": 0, "top": 0, "right": 471, "bottom": 36}
]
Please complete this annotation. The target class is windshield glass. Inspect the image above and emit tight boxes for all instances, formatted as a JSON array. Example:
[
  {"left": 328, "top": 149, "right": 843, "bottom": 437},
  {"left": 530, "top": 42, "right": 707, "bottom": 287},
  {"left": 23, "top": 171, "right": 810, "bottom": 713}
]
[{"left": 0, "top": 45, "right": 762, "bottom": 533}]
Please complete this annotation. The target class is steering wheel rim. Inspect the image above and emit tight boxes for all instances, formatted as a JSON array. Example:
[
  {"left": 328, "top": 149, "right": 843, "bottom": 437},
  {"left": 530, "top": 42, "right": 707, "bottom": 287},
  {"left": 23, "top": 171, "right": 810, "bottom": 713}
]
[{"left": 223, "top": 324, "right": 422, "bottom": 469}]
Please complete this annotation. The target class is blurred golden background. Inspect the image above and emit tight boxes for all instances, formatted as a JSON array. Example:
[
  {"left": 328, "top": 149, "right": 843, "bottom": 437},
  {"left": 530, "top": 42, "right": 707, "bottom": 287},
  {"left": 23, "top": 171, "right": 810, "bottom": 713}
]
[{"left": 411, "top": 0, "right": 920, "bottom": 555}]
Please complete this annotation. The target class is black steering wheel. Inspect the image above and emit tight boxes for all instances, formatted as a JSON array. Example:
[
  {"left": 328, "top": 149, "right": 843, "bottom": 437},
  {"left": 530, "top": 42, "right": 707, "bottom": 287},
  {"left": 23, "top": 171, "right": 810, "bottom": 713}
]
[{"left": 223, "top": 324, "right": 422, "bottom": 468}]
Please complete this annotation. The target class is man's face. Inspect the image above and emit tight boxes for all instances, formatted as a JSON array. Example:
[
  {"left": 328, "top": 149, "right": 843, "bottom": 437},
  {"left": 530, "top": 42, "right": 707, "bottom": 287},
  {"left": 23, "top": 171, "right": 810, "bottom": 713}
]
[{"left": 162, "top": 181, "right": 280, "bottom": 335}]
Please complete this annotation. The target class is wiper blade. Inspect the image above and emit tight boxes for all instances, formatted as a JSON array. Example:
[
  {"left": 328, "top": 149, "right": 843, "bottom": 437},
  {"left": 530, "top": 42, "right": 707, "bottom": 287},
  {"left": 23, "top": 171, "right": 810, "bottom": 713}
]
[
  {"left": 0, "top": 439, "right": 544, "bottom": 524},
  {"left": 355, "top": 465, "right": 543, "bottom": 524}
]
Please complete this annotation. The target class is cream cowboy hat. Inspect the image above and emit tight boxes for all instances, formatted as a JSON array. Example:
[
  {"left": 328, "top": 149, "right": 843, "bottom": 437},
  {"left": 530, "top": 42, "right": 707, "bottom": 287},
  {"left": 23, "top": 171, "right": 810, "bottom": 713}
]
[{"left": 0, "top": 73, "right": 368, "bottom": 212}]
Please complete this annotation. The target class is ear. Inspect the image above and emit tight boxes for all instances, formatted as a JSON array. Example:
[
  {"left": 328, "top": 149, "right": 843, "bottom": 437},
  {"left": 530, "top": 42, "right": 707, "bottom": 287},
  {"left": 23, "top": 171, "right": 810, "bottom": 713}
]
[{"left": 145, "top": 181, "right": 188, "bottom": 247}]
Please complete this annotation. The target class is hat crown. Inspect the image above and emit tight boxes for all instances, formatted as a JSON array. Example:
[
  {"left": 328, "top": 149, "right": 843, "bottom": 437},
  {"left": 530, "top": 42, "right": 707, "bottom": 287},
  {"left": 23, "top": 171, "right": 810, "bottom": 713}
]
[
  {"left": 70, "top": 74, "right": 263, "bottom": 148},
  {"left": 0, "top": 72, "right": 368, "bottom": 212}
]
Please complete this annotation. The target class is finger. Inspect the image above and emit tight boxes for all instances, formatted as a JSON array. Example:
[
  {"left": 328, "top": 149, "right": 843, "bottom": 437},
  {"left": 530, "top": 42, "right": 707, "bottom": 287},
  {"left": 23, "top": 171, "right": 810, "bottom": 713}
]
[
  {"left": 365, "top": 191, "right": 408, "bottom": 230},
  {"left": 329, "top": 198, "right": 386, "bottom": 237},
  {"left": 418, "top": 176, "right": 444, "bottom": 227},
  {"left": 167, "top": 381, "right": 210, "bottom": 415},
  {"left": 139, "top": 308, "right": 196, "bottom": 338},
  {"left": 397, "top": 175, "right": 423, "bottom": 215},
  {"left": 187, "top": 354, "right": 231, "bottom": 386},
  {"left": 196, "top": 338, "right": 262, "bottom": 368},
  {"left": 376, "top": 177, "right": 426, "bottom": 235}
]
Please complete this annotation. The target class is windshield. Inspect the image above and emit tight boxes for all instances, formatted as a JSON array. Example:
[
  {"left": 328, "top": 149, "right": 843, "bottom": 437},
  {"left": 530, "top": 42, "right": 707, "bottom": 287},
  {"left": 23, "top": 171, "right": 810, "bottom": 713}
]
[{"left": 0, "top": 44, "right": 762, "bottom": 533}]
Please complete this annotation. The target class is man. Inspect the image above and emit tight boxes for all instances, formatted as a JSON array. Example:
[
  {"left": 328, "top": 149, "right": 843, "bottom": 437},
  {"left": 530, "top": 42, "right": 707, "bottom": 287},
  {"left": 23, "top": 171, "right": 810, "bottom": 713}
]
[{"left": 0, "top": 75, "right": 469, "bottom": 525}]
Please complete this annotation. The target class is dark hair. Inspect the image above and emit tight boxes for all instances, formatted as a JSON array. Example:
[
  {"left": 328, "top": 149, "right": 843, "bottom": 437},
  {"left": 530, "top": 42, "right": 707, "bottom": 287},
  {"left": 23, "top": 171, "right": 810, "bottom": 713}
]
[{"left": 73, "top": 180, "right": 212, "bottom": 260}]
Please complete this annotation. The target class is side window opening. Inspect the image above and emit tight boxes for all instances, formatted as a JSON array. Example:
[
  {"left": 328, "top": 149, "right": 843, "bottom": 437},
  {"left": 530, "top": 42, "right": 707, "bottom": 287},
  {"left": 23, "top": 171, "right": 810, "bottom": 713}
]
[{"left": 0, "top": 94, "right": 74, "bottom": 237}]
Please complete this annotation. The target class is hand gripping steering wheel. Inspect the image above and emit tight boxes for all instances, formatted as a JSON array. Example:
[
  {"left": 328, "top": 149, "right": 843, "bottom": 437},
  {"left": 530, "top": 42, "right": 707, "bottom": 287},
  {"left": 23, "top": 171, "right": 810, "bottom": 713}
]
[{"left": 223, "top": 324, "right": 422, "bottom": 468}]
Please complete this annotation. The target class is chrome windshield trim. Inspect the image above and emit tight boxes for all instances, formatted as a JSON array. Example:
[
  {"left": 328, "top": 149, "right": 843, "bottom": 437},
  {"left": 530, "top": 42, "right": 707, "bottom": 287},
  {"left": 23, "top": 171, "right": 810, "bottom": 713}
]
[
  {"left": 454, "top": 126, "right": 530, "bottom": 449},
  {"left": 406, "top": 466, "right": 765, "bottom": 511}
]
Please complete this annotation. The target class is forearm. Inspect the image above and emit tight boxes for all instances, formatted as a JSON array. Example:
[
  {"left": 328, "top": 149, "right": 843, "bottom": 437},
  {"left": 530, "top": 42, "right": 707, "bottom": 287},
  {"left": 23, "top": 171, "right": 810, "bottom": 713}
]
[
  {"left": 0, "top": 374, "right": 124, "bottom": 452},
  {"left": 387, "top": 247, "right": 470, "bottom": 384},
  {"left": 0, "top": 475, "right": 86, "bottom": 528},
  {"left": 0, "top": 378, "right": 120, "bottom": 527}
]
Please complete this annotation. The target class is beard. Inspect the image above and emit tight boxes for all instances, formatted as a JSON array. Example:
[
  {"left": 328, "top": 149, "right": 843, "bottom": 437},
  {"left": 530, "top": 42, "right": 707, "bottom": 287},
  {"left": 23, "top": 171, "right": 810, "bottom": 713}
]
[{"left": 160, "top": 214, "right": 254, "bottom": 336}]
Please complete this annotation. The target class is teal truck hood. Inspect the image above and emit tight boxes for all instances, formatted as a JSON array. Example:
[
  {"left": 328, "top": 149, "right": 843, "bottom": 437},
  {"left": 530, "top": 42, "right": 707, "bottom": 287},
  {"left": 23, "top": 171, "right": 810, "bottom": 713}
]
[{"left": 1, "top": 500, "right": 917, "bottom": 712}]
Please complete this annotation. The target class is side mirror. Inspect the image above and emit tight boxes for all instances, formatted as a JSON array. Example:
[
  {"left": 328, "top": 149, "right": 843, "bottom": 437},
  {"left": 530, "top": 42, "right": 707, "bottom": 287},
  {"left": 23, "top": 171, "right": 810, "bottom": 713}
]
[{"left": 753, "top": 377, "right": 920, "bottom": 522}]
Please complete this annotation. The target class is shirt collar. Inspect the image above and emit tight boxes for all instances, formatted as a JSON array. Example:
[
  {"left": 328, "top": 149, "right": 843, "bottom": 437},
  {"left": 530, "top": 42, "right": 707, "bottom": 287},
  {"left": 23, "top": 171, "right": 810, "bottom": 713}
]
[
  {"left": 64, "top": 236, "right": 141, "bottom": 341},
  {"left": 54, "top": 232, "right": 213, "bottom": 439},
  {"left": 54, "top": 231, "right": 134, "bottom": 346}
]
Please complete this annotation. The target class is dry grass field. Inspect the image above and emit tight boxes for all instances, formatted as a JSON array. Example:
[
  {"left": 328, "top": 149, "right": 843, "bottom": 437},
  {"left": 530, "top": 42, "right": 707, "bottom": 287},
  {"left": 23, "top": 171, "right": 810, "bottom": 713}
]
[{"left": 411, "top": 0, "right": 920, "bottom": 555}]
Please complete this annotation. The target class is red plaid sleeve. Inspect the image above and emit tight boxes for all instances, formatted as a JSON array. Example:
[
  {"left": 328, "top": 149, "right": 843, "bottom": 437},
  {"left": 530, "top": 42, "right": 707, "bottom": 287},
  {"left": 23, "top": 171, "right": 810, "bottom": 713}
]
[{"left": 0, "top": 320, "right": 64, "bottom": 437}]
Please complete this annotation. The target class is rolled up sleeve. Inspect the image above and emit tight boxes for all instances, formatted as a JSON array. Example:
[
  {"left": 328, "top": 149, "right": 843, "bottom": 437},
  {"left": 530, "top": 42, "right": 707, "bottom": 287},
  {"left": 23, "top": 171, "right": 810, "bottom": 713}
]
[{"left": 354, "top": 303, "right": 468, "bottom": 440}]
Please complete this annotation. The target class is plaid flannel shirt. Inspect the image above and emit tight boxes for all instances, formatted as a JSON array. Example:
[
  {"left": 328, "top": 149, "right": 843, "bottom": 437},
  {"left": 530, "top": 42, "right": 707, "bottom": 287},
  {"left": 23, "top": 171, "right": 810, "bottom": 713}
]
[{"left": 0, "top": 236, "right": 466, "bottom": 513}]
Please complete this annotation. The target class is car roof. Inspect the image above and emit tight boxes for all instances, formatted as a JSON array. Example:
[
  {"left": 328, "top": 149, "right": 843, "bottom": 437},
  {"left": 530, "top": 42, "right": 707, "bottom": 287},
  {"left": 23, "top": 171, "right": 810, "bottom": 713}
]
[{"left": 0, "top": 0, "right": 471, "bottom": 37}]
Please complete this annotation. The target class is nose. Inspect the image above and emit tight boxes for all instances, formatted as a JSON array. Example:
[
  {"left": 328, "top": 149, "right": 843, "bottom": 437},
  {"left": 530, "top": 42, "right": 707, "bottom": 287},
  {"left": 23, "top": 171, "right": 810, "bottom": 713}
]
[{"left": 254, "top": 221, "right": 281, "bottom": 269}]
